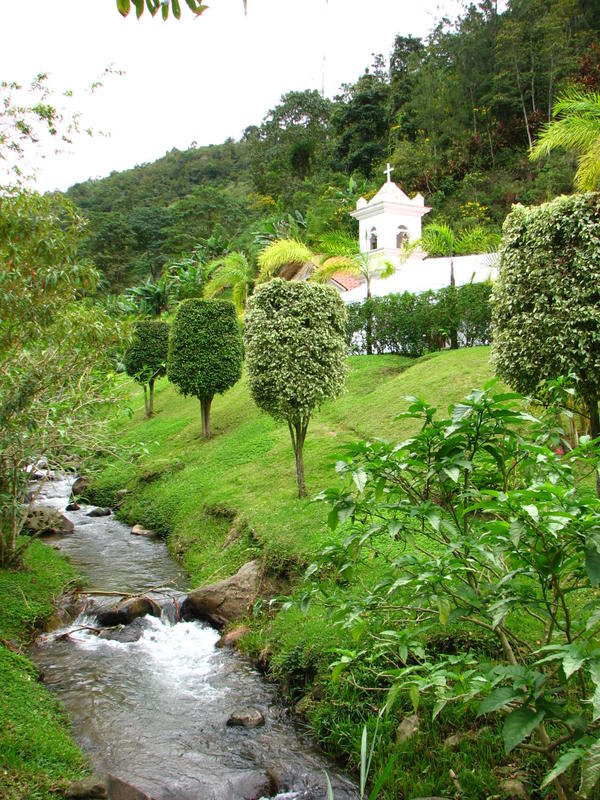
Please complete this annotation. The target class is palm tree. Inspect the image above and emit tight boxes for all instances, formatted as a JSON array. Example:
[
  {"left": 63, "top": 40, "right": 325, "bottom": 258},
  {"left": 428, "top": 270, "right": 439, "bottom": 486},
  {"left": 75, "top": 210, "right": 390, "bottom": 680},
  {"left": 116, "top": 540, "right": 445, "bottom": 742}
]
[
  {"left": 257, "top": 239, "right": 317, "bottom": 282},
  {"left": 530, "top": 88, "right": 600, "bottom": 191},
  {"left": 413, "top": 223, "right": 499, "bottom": 349},
  {"left": 204, "top": 251, "right": 253, "bottom": 316},
  {"left": 311, "top": 232, "right": 395, "bottom": 355}
]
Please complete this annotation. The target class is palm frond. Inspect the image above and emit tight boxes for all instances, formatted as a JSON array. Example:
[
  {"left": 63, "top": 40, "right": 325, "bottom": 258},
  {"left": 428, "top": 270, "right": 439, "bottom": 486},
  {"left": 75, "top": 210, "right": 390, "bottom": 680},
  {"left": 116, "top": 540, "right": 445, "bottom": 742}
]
[
  {"left": 257, "top": 239, "right": 314, "bottom": 281},
  {"left": 319, "top": 232, "right": 357, "bottom": 258},
  {"left": 311, "top": 256, "right": 361, "bottom": 283}
]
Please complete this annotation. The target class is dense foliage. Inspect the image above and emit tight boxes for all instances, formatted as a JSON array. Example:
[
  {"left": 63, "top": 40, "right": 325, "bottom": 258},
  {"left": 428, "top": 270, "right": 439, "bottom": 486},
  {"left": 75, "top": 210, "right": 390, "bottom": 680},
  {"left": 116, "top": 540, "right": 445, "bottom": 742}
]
[
  {"left": 64, "top": 0, "right": 598, "bottom": 292},
  {"left": 312, "top": 384, "right": 600, "bottom": 800},
  {"left": 347, "top": 283, "right": 493, "bottom": 356},
  {"left": 124, "top": 319, "right": 169, "bottom": 417},
  {"left": 244, "top": 279, "right": 347, "bottom": 497},
  {"left": 167, "top": 298, "right": 243, "bottom": 437},
  {"left": 492, "top": 192, "right": 600, "bottom": 438},
  {"left": 0, "top": 191, "right": 123, "bottom": 567}
]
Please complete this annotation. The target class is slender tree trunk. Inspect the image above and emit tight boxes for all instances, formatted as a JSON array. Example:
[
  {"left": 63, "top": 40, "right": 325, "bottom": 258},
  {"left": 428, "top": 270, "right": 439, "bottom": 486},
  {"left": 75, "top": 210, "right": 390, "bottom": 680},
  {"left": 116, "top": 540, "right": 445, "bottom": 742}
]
[
  {"left": 143, "top": 384, "right": 149, "bottom": 417},
  {"left": 512, "top": 48, "right": 533, "bottom": 149},
  {"left": 365, "top": 285, "right": 373, "bottom": 356},
  {"left": 148, "top": 378, "right": 155, "bottom": 418},
  {"left": 587, "top": 395, "right": 600, "bottom": 497},
  {"left": 200, "top": 396, "right": 213, "bottom": 439},
  {"left": 449, "top": 257, "right": 458, "bottom": 350},
  {"left": 288, "top": 418, "right": 309, "bottom": 498}
]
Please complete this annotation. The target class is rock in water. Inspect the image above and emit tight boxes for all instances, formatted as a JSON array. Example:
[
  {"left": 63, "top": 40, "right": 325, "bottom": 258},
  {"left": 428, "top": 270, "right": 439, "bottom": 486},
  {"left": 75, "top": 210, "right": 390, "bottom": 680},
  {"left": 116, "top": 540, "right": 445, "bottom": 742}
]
[
  {"left": 65, "top": 776, "right": 108, "bottom": 798},
  {"left": 131, "top": 524, "right": 155, "bottom": 537},
  {"left": 66, "top": 502, "right": 80, "bottom": 511},
  {"left": 96, "top": 596, "right": 161, "bottom": 627},
  {"left": 217, "top": 625, "right": 251, "bottom": 649},
  {"left": 71, "top": 475, "right": 90, "bottom": 497},
  {"left": 180, "top": 560, "right": 261, "bottom": 627},
  {"left": 24, "top": 507, "right": 75, "bottom": 536},
  {"left": 87, "top": 507, "right": 111, "bottom": 517},
  {"left": 106, "top": 776, "right": 153, "bottom": 800},
  {"left": 226, "top": 707, "right": 265, "bottom": 728}
]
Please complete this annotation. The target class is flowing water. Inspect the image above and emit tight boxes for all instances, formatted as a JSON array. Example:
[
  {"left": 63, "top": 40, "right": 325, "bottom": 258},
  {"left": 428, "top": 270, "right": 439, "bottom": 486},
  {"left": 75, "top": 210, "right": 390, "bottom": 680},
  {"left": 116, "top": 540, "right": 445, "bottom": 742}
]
[{"left": 31, "top": 475, "right": 358, "bottom": 800}]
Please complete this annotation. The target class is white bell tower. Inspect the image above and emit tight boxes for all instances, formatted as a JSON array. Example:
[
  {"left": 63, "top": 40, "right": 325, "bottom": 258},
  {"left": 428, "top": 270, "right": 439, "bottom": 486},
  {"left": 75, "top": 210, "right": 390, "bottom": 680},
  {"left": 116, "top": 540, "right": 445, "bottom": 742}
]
[{"left": 350, "top": 164, "right": 431, "bottom": 263}]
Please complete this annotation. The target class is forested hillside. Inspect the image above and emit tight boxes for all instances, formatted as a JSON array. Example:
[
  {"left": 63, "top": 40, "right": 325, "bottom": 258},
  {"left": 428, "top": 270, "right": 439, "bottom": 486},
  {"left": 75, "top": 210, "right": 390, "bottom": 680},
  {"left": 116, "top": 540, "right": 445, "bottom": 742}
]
[{"left": 65, "top": 0, "right": 600, "bottom": 290}]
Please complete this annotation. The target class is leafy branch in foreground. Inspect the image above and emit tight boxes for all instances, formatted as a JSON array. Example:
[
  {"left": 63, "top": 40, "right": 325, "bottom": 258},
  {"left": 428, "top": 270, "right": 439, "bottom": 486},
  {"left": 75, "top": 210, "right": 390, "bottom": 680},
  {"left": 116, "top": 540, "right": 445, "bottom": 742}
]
[
  {"left": 309, "top": 382, "right": 600, "bottom": 799},
  {"left": 116, "top": 0, "right": 248, "bottom": 20}
]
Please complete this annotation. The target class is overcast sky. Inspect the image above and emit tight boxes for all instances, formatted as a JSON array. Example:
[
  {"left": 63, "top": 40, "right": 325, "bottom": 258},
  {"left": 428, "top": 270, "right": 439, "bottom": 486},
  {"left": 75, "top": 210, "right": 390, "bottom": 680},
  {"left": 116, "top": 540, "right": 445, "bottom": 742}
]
[{"left": 3, "top": 0, "right": 462, "bottom": 192}]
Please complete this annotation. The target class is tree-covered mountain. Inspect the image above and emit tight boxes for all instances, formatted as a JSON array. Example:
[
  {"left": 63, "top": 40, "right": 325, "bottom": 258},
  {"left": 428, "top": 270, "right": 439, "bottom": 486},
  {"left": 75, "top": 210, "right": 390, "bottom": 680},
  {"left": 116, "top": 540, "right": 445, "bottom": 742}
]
[{"left": 65, "top": 0, "right": 600, "bottom": 291}]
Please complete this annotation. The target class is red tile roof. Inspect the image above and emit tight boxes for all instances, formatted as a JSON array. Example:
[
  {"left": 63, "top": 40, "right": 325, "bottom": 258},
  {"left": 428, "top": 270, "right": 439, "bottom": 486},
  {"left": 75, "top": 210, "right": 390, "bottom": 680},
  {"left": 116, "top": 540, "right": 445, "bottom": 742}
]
[{"left": 331, "top": 272, "right": 362, "bottom": 291}]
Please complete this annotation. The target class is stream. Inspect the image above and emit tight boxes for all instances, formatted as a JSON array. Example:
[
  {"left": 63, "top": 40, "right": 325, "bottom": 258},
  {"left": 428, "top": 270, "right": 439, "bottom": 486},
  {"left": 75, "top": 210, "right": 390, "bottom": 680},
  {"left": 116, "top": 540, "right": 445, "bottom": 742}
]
[{"left": 31, "top": 475, "right": 358, "bottom": 800}]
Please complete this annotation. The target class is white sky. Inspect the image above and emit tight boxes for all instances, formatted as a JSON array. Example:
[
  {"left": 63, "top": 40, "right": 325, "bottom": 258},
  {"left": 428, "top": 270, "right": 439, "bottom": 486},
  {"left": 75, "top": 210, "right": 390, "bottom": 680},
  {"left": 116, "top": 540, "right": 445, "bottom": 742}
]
[{"left": 2, "top": 0, "right": 462, "bottom": 193}]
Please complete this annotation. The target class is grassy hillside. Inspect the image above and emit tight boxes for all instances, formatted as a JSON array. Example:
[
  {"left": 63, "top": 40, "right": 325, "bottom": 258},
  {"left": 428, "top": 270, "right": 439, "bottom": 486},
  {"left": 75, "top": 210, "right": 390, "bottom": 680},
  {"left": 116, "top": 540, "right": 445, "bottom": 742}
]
[
  {"left": 91, "top": 347, "right": 530, "bottom": 799},
  {"left": 93, "top": 348, "right": 497, "bottom": 578}
]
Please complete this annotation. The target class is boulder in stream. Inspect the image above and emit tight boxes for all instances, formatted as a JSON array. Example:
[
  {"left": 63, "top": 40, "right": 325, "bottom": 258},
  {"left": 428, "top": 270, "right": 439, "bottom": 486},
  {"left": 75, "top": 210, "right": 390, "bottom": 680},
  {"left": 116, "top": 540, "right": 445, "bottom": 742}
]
[
  {"left": 87, "top": 507, "right": 112, "bottom": 518},
  {"left": 180, "top": 560, "right": 263, "bottom": 628},
  {"left": 24, "top": 506, "right": 74, "bottom": 536},
  {"left": 217, "top": 625, "right": 250, "bottom": 649},
  {"left": 65, "top": 775, "right": 108, "bottom": 798},
  {"left": 106, "top": 775, "right": 154, "bottom": 800},
  {"left": 226, "top": 707, "right": 265, "bottom": 728},
  {"left": 71, "top": 475, "right": 90, "bottom": 497},
  {"left": 96, "top": 596, "right": 161, "bottom": 627},
  {"left": 131, "top": 524, "right": 155, "bottom": 537}
]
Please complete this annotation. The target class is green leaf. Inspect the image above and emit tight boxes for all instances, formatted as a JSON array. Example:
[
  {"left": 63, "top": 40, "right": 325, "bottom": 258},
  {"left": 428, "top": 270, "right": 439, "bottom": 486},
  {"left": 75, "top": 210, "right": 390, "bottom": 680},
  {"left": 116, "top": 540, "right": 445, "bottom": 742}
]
[
  {"left": 352, "top": 468, "right": 367, "bottom": 494},
  {"left": 443, "top": 466, "right": 460, "bottom": 483},
  {"left": 171, "top": 0, "right": 181, "bottom": 16},
  {"left": 541, "top": 748, "right": 584, "bottom": 788},
  {"left": 503, "top": 707, "right": 545, "bottom": 753},
  {"left": 580, "top": 739, "right": 600, "bottom": 797},
  {"left": 478, "top": 686, "right": 523, "bottom": 716},
  {"left": 409, "top": 684, "right": 420, "bottom": 713},
  {"left": 523, "top": 504, "right": 539, "bottom": 522},
  {"left": 117, "top": 0, "right": 131, "bottom": 15},
  {"left": 146, "top": 0, "right": 160, "bottom": 14},
  {"left": 368, "top": 751, "right": 399, "bottom": 800},
  {"left": 562, "top": 647, "right": 585, "bottom": 679},
  {"left": 161, "top": 1, "right": 169, "bottom": 19},
  {"left": 324, "top": 772, "right": 335, "bottom": 800},
  {"left": 438, "top": 598, "right": 451, "bottom": 626},
  {"left": 585, "top": 543, "right": 600, "bottom": 587},
  {"left": 132, "top": 0, "right": 144, "bottom": 16}
]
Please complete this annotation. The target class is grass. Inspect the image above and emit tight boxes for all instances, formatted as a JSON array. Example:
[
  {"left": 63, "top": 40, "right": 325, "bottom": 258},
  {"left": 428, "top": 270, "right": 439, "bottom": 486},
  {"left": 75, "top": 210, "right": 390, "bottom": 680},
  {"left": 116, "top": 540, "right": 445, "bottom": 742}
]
[
  {"left": 0, "top": 541, "right": 88, "bottom": 799},
  {"left": 88, "top": 347, "right": 531, "bottom": 798}
]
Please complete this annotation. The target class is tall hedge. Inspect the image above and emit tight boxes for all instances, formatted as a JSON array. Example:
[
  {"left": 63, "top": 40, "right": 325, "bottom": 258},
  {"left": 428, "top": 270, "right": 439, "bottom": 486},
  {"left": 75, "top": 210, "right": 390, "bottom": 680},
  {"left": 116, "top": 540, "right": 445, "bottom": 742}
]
[
  {"left": 492, "top": 192, "right": 600, "bottom": 440},
  {"left": 124, "top": 319, "right": 170, "bottom": 418},
  {"left": 346, "top": 283, "right": 493, "bottom": 356},
  {"left": 244, "top": 279, "right": 347, "bottom": 497},
  {"left": 167, "top": 299, "right": 243, "bottom": 437}
]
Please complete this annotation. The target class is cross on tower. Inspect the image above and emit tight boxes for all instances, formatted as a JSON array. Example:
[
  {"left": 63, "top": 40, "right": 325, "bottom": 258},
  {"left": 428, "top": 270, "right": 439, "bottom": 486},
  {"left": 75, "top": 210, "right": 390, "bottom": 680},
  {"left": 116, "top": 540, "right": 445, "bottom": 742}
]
[{"left": 384, "top": 162, "right": 394, "bottom": 183}]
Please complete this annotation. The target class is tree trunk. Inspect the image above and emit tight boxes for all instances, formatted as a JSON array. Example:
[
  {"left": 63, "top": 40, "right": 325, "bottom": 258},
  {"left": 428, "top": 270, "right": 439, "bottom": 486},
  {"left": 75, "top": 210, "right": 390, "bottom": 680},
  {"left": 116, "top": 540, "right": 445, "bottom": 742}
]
[
  {"left": 449, "top": 258, "right": 458, "bottom": 350},
  {"left": 148, "top": 378, "right": 155, "bottom": 418},
  {"left": 365, "top": 287, "right": 373, "bottom": 356},
  {"left": 143, "top": 384, "right": 149, "bottom": 417},
  {"left": 200, "top": 396, "right": 213, "bottom": 439},
  {"left": 288, "top": 418, "right": 308, "bottom": 498},
  {"left": 587, "top": 395, "right": 600, "bottom": 497}
]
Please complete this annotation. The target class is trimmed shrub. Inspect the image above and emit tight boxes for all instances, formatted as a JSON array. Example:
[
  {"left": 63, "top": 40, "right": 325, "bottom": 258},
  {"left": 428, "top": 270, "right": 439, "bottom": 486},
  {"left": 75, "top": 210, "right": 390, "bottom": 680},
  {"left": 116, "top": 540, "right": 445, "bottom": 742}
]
[
  {"left": 492, "top": 192, "right": 600, "bottom": 437},
  {"left": 167, "top": 299, "right": 243, "bottom": 437},
  {"left": 346, "top": 283, "right": 492, "bottom": 356},
  {"left": 124, "top": 319, "right": 169, "bottom": 418},
  {"left": 244, "top": 279, "right": 347, "bottom": 497}
]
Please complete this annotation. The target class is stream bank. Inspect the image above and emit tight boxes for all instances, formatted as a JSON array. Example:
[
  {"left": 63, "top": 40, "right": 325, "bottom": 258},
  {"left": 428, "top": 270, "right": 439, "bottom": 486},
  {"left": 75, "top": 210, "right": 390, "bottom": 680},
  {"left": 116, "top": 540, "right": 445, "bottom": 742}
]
[{"left": 29, "top": 474, "right": 358, "bottom": 800}]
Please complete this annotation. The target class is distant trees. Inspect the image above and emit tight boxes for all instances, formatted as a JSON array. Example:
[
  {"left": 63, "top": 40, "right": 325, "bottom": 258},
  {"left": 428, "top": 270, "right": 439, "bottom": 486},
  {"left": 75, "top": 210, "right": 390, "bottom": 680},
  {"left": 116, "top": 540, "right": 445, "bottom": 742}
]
[
  {"left": 244, "top": 280, "right": 347, "bottom": 497},
  {"left": 124, "top": 320, "right": 169, "bottom": 417},
  {"left": 167, "top": 299, "right": 243, "bottom": 438},
  {"left": 492, "top": 192, "right": 600, "bottom": 452}
]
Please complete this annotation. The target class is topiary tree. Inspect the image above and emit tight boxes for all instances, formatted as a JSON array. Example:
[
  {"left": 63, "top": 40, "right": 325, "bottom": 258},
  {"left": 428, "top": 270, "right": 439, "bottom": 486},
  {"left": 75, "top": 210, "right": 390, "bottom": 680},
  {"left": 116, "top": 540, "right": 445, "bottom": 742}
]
[
  {"left": 167, "top": 298, "right": 243, "bottom": 438},
  {"left": 244, "top": 279, "right": 347, "bottom": 497},
  {"left": 124, "top": 319, "right": 170, "bottom": 418},
  {"left": 492, "top": 191, "right": 600, "bottom": 443}
]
